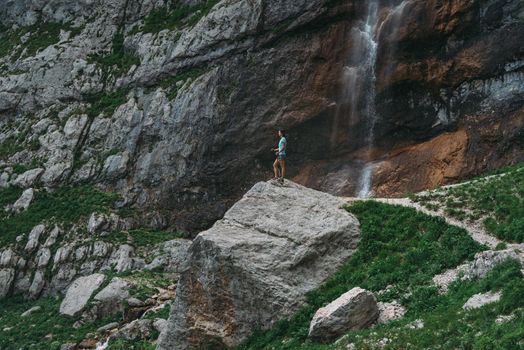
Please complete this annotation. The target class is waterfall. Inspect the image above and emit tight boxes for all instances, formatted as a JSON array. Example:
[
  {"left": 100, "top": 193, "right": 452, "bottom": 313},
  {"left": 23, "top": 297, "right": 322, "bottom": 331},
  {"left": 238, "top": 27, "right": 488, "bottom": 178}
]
[
  {"left": 348, "top": 0, "right": 380, "bottom": 198},
  {"left": 332, "top": 0, "right": 407, "bottom": 198}
]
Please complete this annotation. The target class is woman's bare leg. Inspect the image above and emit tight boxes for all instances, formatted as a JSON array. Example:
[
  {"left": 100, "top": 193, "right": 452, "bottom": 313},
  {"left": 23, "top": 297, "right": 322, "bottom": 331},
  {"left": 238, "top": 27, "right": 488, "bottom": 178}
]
[
  {"left": 279, "top": 159, "right": 286, "bottom": 178},
  {"left": 273, "top": 159, "right": 279, "bottom": 178}
]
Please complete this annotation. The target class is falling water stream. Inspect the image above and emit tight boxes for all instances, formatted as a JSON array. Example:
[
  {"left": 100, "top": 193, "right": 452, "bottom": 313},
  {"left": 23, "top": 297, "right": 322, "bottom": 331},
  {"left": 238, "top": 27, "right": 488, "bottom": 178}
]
[
  {"left": 347, "top": 0, "right": 380, "bottom": 198},
  {"left": 334, "top": 0, "right": 407, "bottom": 198}
]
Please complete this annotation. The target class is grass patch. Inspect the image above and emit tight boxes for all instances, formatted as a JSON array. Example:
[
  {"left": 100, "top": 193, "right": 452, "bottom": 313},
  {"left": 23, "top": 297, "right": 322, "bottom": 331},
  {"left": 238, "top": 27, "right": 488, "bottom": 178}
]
[
  {"left": 156, "top": 67, "right": 208, "bottom": 100},
  {"left": 103, "top": 229, "right": 190, "bottom": 247},
  {"left": 414, "top": 164, "right": 524, "bottom": 242},
  {"left": 238, "top": 201, "right": 485, "bottom": 349},
  {"left": 139, "top": 0, "right": 220, "bottom": 34},
  {"left": 119, "top": 270, "right": 173, "bottom": 301},
  {"left": 0, "top": 296, "right": 119, "bottom": 349},
  {"left": 84, "top": 88, "right": 130, "bottom": 119},
  {"left": 144, "top": 303, "right": 171, "bottom": 320},
  {"left": 88, "top": 32, "right": 140, "bottom": 77},
  {"left": 0, "top": 185, "right": 119, "bottom": 246},
  {"left": 0, "top": 21, "right": 80, "bottom": 60}
]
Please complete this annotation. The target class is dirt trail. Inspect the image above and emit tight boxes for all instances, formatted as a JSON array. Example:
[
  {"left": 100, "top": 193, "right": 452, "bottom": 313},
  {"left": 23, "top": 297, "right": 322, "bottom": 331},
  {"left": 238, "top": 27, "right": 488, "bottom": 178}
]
[{"left": 341, "top": 196, "right": 523, "bottom": 261}]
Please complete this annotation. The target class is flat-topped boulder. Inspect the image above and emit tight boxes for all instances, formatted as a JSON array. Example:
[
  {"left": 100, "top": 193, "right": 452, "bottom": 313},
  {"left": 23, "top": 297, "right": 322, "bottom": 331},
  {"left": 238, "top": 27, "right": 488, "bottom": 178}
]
[{"left": 158, "top": 180, "right": 360, "bottom": 349}]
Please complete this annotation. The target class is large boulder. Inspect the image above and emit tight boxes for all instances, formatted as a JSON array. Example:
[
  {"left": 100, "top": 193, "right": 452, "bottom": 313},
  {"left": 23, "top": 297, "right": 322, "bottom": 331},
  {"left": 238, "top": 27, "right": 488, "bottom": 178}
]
[
  {"left": 157, "top": 180, "right": 360, "bottom": 349},
  {"left": 308, "top": 287, "right": 379, "bottom": 343},
  {"left": 59, "top": 274, "right": 106, "bottom": 317}
]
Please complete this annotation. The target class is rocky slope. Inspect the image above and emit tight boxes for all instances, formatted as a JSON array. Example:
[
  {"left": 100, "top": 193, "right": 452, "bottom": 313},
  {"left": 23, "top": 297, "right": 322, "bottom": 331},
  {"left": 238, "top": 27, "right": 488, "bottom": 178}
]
[{"left": 1, "top": 0, "right": 522, "bottom": 232}]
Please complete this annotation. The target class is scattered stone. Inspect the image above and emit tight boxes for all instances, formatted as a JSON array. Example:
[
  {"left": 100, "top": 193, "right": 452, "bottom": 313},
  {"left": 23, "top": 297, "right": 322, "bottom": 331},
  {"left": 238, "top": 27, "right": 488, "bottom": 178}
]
[
  {"left": 78, "top": 338, "right": 97, "bottom": 348},
  {"left": 44, "top": 226, "right": 62, "bottom": 247},
  {"left": 87, "top": 212, "right": 108, "bottom": 234},
  {"left": 21, "top": 306, "right": 42, "bottom": 317},
  {"left": 153, "top": 318, "right": 168, "bottom": 334},
  {"left": 25, "top": 224, "right": 46, "bottom": 252},
  {"left": 0, "top": 268, "right": 15, "bottom": 298},
  {"left": 407, "top": 319, "right": 425, "bottom": 329},
  {"left": 308, "top": 287, "right": 379, "bottom": 343},
  {"left": 28, "top": 270, "right": 46, "bottom": 298},
  {"left": 12, "top": 168, "right": 44, "bottom": 188},
  {"left": 463, "top": 291, "right": 501, "bottom": 310},
  {"left": 92, "top": 277, "right": 131, "bottom": 318},
  {"left": 495, "top": 314, "right": 515, "bottom": 324},
  {"left": 433, "top": 249, "right": 520, "bottom": 293},
  {"left": 60, "top": 343, "right": 77, "bottom": 350},
  {"left": 97, "top": 322, "right": 120, "bottom": 332},
  {"left": 126, "top": 297, "right": 144, "bottom": 307},
  {"left": 36, "top": 248, "right": 52, "bottom": 267},
  {"left": 144, "top": 239, "right": 191, "bottom": 272},
  {"left": 157, "top": 180, "right": 360, "bottom": 349},
  {"left": 60, "top": 274, "right": 106, "bottom": 316},
  {"left": 0, "top": 249, "right": 17, "bottom": 267},
  {"left": 377, "top": 300, "right": 406, "bottom": 324},
  {"left": 111, "top": 319, "right": 153, "bottom": 341},
  {"left": 12, "top": 188, "right": 34, "bottom": 213},
  {"left": 3, "top": 327, "right": 13, "bottom": 332}
]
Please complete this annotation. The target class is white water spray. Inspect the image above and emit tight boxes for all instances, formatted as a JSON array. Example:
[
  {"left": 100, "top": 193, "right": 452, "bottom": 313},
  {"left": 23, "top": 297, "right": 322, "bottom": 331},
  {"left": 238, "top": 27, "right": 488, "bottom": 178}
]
[{"left": 332, "top": 0, "right": 408, "bottom": 198}]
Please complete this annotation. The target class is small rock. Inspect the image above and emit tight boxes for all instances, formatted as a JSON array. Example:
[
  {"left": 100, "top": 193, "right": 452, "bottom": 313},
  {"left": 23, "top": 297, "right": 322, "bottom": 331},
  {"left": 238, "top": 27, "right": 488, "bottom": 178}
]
[
  {"left": 73, "top": 321, "right": 83, "bottom": 329},
  {"left": 153, "top": 318, "right": 168, "bottom": 333},
  {"left": 21, "top": 306, "right": 42, "bottom": 317},
  {"left": 3, "top": 327, "right": 13, "bottom": 332},
  {"left": 126, "top": 297, "right": 144, "bottom": 307},
  {"left": 92, "top": 277, "right": 131, "bottom": 318},
  {"left": 12, "top": 188, "right": 34, "bottom": 212},
  {"left": 60, "top": 343, "right": 77, "bottom": 350},
  {"left": 407, "top": 319, "right": 424, "bottom": 329},
  {"left": 87, "top": 213, "right": 108, "bottom": 234},
  {"left": 25, "top": 224, "right": 46, "bottom": 252},
  {"left": 463, "top": 291, "right": 501, "bottom": 310},
  {"left": 110, "top": 319, "right": 153, "bottom": 341},
  {"left": 0, "top": 268, "right": 15, "bottom": 298},
  {"left": 78, "top": 338, "right": 97, "bottom": 348},
  {"left": 97, "top": 322, "right": 119, "bottom": 332},
  {"left": 12, "top": 168, "right": 44, "bottom": 188},
  {"left": 308, "top": 287, "right": 379, "bottom": 342},
  {"left": 60, "top": 274, "right": 106, "bottom": 316},
  {"left": 495, "top": 314, "right": 515, "bottom": 324},
  {"left": 377, "top": 300, "right": 406, "bottom": 324}
]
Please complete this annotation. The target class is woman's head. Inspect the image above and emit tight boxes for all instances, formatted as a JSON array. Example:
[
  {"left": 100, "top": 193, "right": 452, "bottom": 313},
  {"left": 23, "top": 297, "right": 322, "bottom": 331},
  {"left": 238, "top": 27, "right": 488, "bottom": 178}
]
[{"left": 278, "top": 129, "right": 286, "bottom": 138}]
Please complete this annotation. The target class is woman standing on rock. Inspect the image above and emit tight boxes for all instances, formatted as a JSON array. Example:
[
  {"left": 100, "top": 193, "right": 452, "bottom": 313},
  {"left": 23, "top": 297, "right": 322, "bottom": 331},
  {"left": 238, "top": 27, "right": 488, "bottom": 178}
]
[{"left": 272, "top": 129, "right": 287, "bottom": 181}]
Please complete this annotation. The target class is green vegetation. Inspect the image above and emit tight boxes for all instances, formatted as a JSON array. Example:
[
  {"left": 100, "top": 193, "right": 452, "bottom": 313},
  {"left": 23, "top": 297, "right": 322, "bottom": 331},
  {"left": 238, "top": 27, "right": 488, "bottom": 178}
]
[
  {"left": 84, "top": 88, "right": 130, "bottom": 119},
  {"left": 238, "top": 201, "right": 487, "bottom": 350},
  {"left": 144, "top": 303, "right": 171, "bottom": 320},
  {"left": 122, "top": 270, "right": 173, "bottom": 301},
  {"left": 414, "top": 164, "right": 524, "bottom": 242},
  {"left": 103, "top": 228, "right": 190, "bottom": 247},
  {"left": 0, "top": 185, "right": 119, "bottom": 246},
  {"left": 139, "top": 0, "right": 220, "bottom": 34},
  {"left": 0, "top": 21, "right": 80, "bottom": 60},
  {"left": 88, "top": 32, "right": 140, "bottom": 77},
  {"left": 0, "top": 135, "right": 23, "bottom": 161},
  {"left": 332, "top": 260, "right": 524, "bottom": 350},
  {"left": 157, "top": 67, "right": 208, "bottom": 100},
  {"left": 0, "top": 296, "right": 119, "bottom": 349}
]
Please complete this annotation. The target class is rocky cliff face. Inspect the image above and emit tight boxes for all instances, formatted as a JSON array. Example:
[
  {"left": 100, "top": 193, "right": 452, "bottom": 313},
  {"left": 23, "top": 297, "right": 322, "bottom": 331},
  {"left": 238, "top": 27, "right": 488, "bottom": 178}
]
[{"left": 1, "top": 0, "right": 522, "bottom": 231}]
